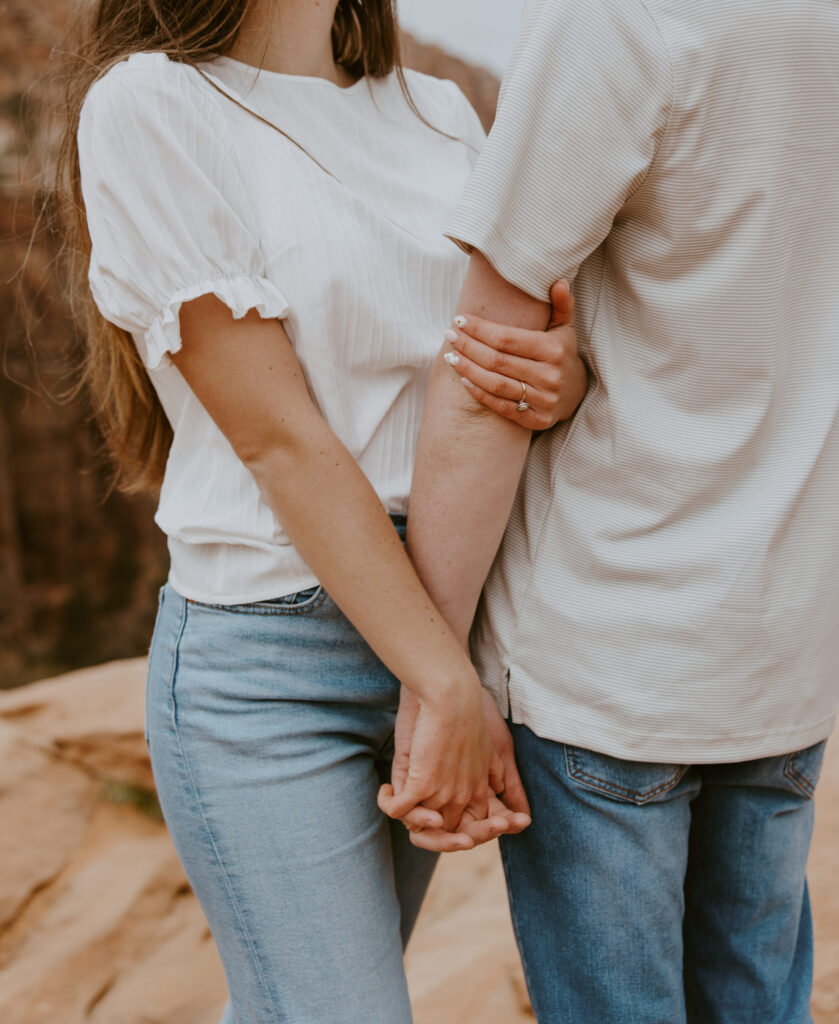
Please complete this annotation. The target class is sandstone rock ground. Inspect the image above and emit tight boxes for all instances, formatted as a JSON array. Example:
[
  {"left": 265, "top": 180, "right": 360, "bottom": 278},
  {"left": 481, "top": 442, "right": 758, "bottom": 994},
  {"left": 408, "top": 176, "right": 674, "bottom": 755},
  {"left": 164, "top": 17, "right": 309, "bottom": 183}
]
[{"left": 0, "top": 661, "right": 835, "bottom": 1023}]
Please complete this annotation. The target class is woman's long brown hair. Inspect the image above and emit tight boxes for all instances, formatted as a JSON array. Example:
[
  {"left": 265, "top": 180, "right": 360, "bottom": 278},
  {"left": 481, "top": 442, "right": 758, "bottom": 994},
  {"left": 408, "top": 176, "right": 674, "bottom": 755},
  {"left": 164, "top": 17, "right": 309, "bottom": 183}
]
[{"left": 54, "top": 0, "right": 405, "bottom": 494}]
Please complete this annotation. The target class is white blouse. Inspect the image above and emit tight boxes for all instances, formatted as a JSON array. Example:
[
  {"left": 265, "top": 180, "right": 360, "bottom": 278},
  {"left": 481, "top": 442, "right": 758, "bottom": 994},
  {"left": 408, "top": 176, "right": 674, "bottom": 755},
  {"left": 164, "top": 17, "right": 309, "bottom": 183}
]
[{"left": 78, "top": 52, "right": 484, "bottom": 603}]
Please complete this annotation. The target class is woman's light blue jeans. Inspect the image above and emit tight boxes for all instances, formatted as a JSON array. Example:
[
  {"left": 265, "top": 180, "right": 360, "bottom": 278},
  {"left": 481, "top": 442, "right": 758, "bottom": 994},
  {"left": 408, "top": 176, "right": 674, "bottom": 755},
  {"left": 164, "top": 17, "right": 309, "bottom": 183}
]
[{"left": 145, "top": 526, "right": 436, "bottom": 1024}]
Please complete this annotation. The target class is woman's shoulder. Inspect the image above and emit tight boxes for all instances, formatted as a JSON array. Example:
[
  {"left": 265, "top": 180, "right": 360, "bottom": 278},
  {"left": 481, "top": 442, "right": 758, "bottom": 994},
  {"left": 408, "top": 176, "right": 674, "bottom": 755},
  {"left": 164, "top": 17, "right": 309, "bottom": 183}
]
[
  {"left": 400, "top": 69, "right": 486, "bottom": 148},
  {"left": 81, "top": 52, "right": 227, "bottom": 136},
  {"left": 401, "top": 68, "right": 471, "bottom": 112}
]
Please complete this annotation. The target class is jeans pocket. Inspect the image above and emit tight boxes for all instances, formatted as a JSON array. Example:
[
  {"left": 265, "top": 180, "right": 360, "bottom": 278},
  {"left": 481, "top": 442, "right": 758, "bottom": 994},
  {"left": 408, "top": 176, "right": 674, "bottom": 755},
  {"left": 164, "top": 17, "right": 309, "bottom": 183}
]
[
  {"left": 564, "top": 745, "right": 688, "bottom": 805},
  {"left": 245, "top": 586, "right": 325, "bottom": 612},
  {"left": 783, "top": 739, "right": 828, "bottom": 799}
]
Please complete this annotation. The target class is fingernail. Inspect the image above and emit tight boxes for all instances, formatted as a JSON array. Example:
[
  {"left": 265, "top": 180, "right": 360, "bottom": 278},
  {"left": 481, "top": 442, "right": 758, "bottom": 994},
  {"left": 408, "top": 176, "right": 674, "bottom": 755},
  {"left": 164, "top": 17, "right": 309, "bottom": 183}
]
[
  {"left": 443, "top": 352, "right": 459, "bottom": 366},
  {"left": 459, "top": 376, "right": 472, "bottom": 389},
  {"left": 453, "top": 315, "right": 467, "bottom": 328},
  {"left": 444, "top": 329, "right": 458, "bottom": 343}
]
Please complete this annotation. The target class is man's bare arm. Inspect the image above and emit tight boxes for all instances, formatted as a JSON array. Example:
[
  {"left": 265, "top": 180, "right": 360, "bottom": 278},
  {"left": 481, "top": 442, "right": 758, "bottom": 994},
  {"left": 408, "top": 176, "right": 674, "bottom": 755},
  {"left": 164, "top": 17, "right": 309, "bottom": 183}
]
[{"left": 407, "top": 251, "right": 580, "bottom": 644}]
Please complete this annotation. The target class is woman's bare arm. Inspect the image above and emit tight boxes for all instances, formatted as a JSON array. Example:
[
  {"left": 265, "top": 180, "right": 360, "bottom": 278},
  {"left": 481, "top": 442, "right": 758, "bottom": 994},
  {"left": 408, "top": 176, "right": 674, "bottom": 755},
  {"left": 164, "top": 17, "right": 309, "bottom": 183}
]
[{"left": 173, "top": 294, "right": 502, "bottom": 838}]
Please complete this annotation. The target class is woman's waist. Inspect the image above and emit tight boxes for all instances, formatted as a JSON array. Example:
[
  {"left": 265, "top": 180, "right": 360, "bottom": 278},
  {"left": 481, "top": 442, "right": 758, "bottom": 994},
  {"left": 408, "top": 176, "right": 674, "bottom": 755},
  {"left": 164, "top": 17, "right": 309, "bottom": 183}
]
[{"left": 163, "top": 512, "right": 407, "bottom": 607}]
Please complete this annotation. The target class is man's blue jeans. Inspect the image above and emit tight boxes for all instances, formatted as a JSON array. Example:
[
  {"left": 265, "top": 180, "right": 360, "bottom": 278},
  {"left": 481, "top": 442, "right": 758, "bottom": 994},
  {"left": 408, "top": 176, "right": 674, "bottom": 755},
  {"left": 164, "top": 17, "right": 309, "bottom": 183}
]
[{"left": 501, "top": 724, "right": 827, "bottom": 1024}]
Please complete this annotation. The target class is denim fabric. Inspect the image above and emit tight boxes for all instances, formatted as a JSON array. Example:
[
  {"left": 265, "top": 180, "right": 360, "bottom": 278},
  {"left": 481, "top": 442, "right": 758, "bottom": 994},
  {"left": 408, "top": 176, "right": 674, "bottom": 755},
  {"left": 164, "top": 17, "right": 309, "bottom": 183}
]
[
  {"left": 500, "top": 725, "right": 826, "bottom": 1024},
  {"left": 145, "top": 520, "right": 436, "bottom": 1024}
]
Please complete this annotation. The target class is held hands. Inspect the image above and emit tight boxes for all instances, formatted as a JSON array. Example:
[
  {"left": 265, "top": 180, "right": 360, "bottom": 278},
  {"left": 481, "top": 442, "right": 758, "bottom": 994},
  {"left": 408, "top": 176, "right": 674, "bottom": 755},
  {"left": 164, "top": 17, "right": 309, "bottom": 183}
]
[
  {"left": 443, "top": 279, "right": 587, "bottom": 429},
  {"left": 376, "top": 671, "right": 506, "bottom": 840},
  {"left": 378, "top": 686, "right": 531, "bottom": 853}
]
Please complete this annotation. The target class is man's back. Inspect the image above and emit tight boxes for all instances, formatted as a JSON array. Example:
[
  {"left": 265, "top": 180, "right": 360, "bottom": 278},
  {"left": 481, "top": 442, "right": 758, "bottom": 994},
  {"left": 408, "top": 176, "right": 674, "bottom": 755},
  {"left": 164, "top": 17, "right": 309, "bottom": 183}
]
[{"left": 448, "top": 0, "right": 839, "bottom": 761}]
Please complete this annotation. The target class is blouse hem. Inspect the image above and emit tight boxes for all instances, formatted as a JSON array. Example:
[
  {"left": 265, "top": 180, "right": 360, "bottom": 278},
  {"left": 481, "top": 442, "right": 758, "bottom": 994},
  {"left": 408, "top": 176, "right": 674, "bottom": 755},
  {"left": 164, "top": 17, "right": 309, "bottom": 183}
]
[{"left": 167, "top": 569, "right": 321, "bottom": 608}]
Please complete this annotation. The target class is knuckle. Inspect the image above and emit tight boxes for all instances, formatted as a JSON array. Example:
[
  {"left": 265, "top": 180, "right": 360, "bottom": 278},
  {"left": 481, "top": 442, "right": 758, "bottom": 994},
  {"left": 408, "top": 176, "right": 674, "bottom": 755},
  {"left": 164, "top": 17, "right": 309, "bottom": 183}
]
[
  {"left": 558, "top": 328, "right": 577, "bottom": 353},
  {"left": 544, "top": 366, "right": 563, "bottom": 390},
  {"left": 488, "top": 352, "right": 508, "bottom": 374}
]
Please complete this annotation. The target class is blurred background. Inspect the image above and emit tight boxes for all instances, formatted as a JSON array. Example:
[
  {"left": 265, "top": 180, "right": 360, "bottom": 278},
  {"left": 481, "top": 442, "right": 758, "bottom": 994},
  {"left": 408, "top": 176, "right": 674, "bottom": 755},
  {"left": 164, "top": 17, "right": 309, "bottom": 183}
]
[
  {"left": 399, "top": 0, "right": 523, "bottom": 75},
  {"left": 0, "top": 0, "right": 512, "bottom": 692}
]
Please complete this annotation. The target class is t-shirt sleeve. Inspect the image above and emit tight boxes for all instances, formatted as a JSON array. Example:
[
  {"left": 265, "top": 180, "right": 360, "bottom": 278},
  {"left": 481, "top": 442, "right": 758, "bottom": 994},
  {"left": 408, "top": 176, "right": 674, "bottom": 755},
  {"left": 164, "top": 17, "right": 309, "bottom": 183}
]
[
  {"left": 445, "top": 0, "right": 673, "bottom": 300},
  {"left": 78, "top": 58, "right": 289, "bottom": 371}
]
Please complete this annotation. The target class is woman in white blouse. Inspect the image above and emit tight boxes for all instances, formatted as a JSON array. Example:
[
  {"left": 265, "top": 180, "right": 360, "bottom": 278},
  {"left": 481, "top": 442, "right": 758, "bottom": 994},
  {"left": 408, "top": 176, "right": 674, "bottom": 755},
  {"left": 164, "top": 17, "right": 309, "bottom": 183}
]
[{"left": 59, "top": 0, "right": 586, "bottom": 1020}]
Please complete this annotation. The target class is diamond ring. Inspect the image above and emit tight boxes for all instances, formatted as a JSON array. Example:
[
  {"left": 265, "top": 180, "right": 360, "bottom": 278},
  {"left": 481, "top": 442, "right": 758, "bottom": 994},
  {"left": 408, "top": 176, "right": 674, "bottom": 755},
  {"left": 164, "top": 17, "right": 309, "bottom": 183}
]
[{"left": 517, "top": 380, "right": 530, "bottom": 412}]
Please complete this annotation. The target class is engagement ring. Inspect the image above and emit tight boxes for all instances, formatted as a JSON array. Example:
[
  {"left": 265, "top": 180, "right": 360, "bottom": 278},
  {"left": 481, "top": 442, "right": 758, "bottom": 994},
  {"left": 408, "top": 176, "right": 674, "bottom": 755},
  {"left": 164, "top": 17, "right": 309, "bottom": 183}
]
[{"left": 518, "top": 380, "right": 530, "bottom": 412}]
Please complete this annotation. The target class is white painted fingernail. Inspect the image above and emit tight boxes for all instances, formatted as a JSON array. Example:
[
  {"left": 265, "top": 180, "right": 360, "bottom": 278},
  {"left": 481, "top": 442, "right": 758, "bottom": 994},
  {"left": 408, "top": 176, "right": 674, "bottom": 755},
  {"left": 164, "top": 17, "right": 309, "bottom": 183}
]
[
  {"left": 459, "top": 376, "right": 472, "bottom": 388},
  {"left": 444, "top": 329, "right": 458, "bottom": 343},
  {"left": 453, "top": 315, "right": 467, "bottom": 328},
  {"left": 444, "top": 352, "right": 460, "bottom": 366}
]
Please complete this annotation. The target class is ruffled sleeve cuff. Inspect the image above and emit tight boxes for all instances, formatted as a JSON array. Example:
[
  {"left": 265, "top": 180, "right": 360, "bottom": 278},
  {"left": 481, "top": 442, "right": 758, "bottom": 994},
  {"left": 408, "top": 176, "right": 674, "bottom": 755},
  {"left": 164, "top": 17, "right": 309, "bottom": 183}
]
[{"left": 138, "top": 275, "right": 291, "bottom": 370}]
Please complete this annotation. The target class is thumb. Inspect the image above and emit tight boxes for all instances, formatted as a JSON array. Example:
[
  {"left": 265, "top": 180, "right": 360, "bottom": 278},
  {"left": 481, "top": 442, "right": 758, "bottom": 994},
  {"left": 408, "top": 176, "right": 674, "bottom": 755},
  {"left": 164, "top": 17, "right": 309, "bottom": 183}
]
[
  {"left": 378, "top": 782, "right": 426, "bottom": 822},
  {"left": 548, "top": 279, "right": 575, "bottom": 330},
  {"left": 489, "top": 750, "right": 506, "bottom": 797}
]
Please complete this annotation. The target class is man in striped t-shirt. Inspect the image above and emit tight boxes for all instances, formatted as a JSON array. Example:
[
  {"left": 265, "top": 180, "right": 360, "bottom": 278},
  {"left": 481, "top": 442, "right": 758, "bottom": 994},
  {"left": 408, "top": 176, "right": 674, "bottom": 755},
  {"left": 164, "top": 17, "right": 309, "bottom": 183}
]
[{"left": 404, "top": 0, "right": 839, "bottom": 1019}]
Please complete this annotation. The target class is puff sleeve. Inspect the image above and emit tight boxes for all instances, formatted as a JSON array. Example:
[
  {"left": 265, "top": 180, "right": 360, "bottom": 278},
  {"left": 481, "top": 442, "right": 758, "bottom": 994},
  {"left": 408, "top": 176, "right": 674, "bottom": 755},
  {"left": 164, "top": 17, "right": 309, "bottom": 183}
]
[{"left": 78, "top": 54, "right": 289, "bottom": 370}]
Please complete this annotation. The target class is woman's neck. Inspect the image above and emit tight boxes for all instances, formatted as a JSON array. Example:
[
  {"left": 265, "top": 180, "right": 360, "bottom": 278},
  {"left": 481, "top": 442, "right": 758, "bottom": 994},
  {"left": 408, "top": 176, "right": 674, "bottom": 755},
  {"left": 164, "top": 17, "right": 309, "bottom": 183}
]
[{"left": 229, "top": 0, "right": 354, "bottom": 86}]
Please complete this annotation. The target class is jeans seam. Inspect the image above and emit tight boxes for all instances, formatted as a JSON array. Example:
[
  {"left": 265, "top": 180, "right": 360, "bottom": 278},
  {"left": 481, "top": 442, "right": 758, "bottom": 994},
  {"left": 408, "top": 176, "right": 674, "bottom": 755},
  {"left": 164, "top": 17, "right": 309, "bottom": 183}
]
[
  {"left": 565, "top": 746, "right": 687, "bottom": 804},
  {"left": 783, "top": 755, "right": 815, "bottom": 798},
  {"left": 500, "top": 839, "right": 546, "bottom": 1024},
  {"left": 145, "top": 587, "right": 167, "bottom": 746},
  {"left": 169, "top": 600, "right": 284, "bottom": 1024}
]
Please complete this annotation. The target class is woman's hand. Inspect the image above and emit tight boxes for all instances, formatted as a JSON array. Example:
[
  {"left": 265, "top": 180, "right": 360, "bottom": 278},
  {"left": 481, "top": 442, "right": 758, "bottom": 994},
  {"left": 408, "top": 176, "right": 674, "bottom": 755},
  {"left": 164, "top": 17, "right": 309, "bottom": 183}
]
[
  {"left": 379, "top": 686, "right": 531, "bottom": 852},
  {"left": 442, "top": 279, "right": 587, "bottom": 430},
  {"left": 378, "top": 674, "right": 504, "bottom": 835}
]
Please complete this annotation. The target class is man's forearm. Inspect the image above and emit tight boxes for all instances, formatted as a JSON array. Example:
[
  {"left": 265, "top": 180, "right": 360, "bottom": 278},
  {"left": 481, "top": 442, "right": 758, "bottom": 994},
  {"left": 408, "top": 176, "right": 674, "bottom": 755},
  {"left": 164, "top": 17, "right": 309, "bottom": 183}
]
[
  {"left": 407, "top": 252, "right": 552, "bottom": 645},
  {"left": 408, "top": 357, "right": 530, "bottom": 644}
]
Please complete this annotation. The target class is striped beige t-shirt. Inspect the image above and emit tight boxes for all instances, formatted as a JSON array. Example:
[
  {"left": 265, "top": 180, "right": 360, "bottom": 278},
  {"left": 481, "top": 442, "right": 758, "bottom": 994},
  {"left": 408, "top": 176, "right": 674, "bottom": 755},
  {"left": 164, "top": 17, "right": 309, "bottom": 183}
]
[{"left": 448, "top": 0, "right": 839, "bottom": 762}]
